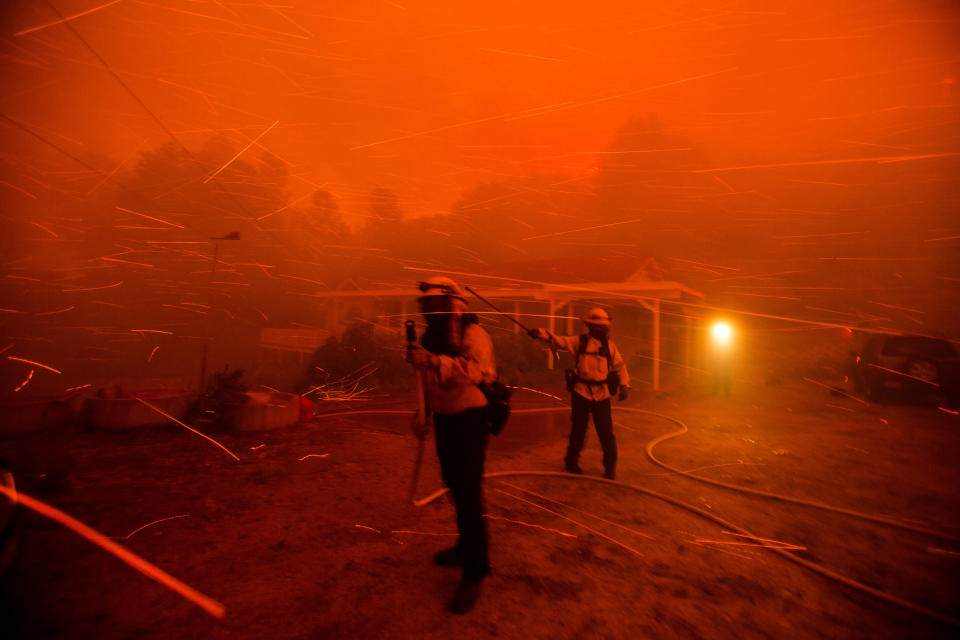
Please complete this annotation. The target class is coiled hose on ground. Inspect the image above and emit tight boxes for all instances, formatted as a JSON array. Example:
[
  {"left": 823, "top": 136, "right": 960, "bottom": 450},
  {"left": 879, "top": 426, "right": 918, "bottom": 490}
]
[{"left": 412, "top": 407, "right": 960, "bottom": 627}]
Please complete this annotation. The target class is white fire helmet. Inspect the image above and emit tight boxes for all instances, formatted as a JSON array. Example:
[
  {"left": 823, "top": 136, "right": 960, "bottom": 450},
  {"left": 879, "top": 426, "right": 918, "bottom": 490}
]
[
  {"left": 417, "top": 276, "right": 467, "bottom": 303},
  {"left": 583, "top": 307, "right": 611, "bottom": 326}
]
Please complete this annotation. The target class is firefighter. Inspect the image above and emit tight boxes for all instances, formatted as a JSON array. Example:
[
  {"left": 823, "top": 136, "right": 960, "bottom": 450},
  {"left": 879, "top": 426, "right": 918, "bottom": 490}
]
[
  {"left": 529, "top": 308, "right": 630, "bottom": 479},
  {"left": 406, "top": 276, "right": 496, "bottom": 614}
]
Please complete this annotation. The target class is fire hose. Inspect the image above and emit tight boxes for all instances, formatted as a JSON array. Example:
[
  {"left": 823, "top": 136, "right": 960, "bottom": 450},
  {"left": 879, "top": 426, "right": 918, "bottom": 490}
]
[{"left": 412, "top": 407, "right": 960, "bottom": 627}]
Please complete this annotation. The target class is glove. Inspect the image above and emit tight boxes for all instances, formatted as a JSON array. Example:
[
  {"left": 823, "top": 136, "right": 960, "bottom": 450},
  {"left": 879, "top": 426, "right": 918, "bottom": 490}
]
[
  {"left": 411, "top": 412, "right": 432, "bottom": 439},
  {"left": 406, "top": 343, "right": 438, "bottom": 369},
  {"left": 618, "top": 386, "right": 629, "bottom": 402},
  {"left": 528, "top": 328, "right": 548, "bottom": 340}
]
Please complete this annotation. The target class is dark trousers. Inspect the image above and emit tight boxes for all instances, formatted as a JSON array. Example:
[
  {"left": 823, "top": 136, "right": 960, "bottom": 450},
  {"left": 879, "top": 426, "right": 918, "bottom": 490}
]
[
  {"left": 567, "top": 392, "right": 617, "bottom": 474},
  {"left": 434, "top": 406, "right": 490, "bottom": 580}
]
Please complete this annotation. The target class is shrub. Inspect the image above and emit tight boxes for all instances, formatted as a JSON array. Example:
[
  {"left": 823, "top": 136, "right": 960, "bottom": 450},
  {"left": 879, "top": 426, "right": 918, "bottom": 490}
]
[
  {"left": 302, "top": 322, "right": 411, "bottom": 394},
  {"left": 301, "top": 321, "right": 564, "bottom": 394}
]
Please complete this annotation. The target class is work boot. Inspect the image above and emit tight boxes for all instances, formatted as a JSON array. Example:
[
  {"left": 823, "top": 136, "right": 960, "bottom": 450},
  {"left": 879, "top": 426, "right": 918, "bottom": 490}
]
[
  {"left": 447, "top": 576, "right": 483, "bottom": 614},
  {"left": 564, "top": 461, "right": 583, "bottom": 474},
  {"left": 433, "top": 546, "right": 465, "bottom": 568}
]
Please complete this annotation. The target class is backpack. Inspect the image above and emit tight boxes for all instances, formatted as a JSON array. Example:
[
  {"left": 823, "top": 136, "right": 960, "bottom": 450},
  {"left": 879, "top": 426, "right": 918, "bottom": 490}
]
[
  {"left": 453, "top": 315, "right": 511, "bottom": 435},
  {"left": 480, "top": 380, "right": 511, "bottom": 436},
  {"left": 566, "top": 334, "right": 620, "bottom": 395}
]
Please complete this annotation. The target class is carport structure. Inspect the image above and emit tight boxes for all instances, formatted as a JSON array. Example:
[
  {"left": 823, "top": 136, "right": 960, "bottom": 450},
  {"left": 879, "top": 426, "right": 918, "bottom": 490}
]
[{"left": 307, "top": 258, "right": 704, "bottom": 390}]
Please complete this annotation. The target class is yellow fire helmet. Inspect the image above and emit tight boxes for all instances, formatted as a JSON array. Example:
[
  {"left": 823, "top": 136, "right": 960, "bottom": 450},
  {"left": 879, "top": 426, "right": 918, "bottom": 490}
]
[
  {"left": 417, "top": 276, "right": 467, "bottom": 303},
  {"left": 583, "top": 307, "right": 611, "bottom": 326}
]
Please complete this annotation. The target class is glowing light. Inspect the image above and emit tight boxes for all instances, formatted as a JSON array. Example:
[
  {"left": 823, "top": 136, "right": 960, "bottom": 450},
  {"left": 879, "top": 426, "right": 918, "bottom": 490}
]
[
  {"left": 13, "top": 0, "right": 125, "bottom": 37},
  {"left": 803, "top": 378, "right": 867, "bottom": 405},
  {"left": 34, "top": 306, "right": 75, "bottom": 316},
  {"left": 63, "top": 281, "right": 124, "bottom": 292},
  {"left": 132, "top": 397, "right": 240, "bottom": 462},
  {"left": 0, "top": 486, "right": 224, "bottom": 618},
  {"left": 30, "top": 221, "right": 59, "bottom": 237},
  {"left": 483, "top": 514, "right": 578, "bottom": 538},
  {"left": 354, "top": 524, "right": 381, "bottom": 533},
  {"left": 521, "top": 217, "right": 646, "bottom": 241},
  {"left": 710, "top": 321, "right": 733, "bottom": 346},
  {"left": 7, "top": 356, "right": 62, "bottom": 374},
  {"left": 203, "top": 120, "right": 279, "bottom": 184},
  {"left": 0, "top": 180, "right": 37, "bottom": 198},
  {"left": 693, "top": 151, "right": 960, "bottom": 173},
  {"left": 97, "top": 257, "right": 155, "bottom": 268},
  {"left": 14, "top": 369, "right": 34, "bottom": 392},
  {"left": 118, "top": 514, "right": 190, "bottom": 540},
  {"left": 508, "top": 386, "right": 563, "bottom": 401},
  {"left": 494, "top": 488, "right": 645, "bottom": 558},
  {"left": 115, "top": 206, "right": 184, "bottom": 229}
]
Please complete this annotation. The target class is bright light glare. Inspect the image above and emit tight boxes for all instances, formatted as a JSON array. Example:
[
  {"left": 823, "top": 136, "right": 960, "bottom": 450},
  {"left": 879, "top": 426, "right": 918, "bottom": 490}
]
[{"left": 711, "top": 321, "right": 733, "bottom": 345}]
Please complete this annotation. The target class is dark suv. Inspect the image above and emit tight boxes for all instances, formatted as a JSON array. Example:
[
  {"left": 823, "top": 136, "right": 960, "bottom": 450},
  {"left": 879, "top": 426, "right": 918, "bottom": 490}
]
[{"left": 852, "top": 334, "right": 960, "bottom": 405}]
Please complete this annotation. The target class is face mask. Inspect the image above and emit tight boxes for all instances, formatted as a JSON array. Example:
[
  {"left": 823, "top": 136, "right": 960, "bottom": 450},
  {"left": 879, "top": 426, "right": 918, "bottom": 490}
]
[
  {"left": 420, "top": 297, "right": 462, "bottom": 354},
  {"left": 424, "top": 310, "right": 448, "bottom": 330},
  {"left": 588, "top": 326, "right": 608, "bottom": 340}
]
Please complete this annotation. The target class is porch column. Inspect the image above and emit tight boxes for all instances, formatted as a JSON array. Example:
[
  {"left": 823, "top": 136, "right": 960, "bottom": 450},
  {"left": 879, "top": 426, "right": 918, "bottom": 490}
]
[
  {"left": 652, "top": 299, "right": 661, "bottom": 391},
  {"left": 547, "top": 299, "right": 556, "bottom": 369}
]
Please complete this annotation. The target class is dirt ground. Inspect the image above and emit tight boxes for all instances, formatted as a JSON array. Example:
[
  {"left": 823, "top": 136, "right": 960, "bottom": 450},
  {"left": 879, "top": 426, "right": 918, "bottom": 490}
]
[{"left": 2, "top": 375, "right": 959, "bottom": 639}]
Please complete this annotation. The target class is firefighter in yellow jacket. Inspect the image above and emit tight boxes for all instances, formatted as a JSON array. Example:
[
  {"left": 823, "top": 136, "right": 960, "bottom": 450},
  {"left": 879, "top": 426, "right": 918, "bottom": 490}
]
[{"left": 530, "top": 308, "right": 630, "bottom": 479}]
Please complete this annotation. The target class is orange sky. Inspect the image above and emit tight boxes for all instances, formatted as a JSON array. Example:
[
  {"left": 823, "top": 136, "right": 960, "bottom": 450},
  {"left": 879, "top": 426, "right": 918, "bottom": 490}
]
[
  {"left": 1, "top": 0, "right": 960, "bottom": 391},
  {"left": 2, "top": 0, "right": 958, "bottom": 222}
]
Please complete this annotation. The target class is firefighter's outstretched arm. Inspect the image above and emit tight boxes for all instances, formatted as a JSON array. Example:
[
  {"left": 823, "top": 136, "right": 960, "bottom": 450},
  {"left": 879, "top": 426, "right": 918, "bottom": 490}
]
[{"left": 528, "top": 327, "right": 549, "bottom": 341}]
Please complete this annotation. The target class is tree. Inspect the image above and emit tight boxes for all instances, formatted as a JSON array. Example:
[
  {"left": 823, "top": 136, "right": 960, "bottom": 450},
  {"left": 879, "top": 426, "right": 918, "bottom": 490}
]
[
  {"left": 362, "top": 187, "right": 405, "bottom": 251},
  {"left": 309, "top": 189, "right": 349, "bottom": 242},
  {"left": 594, "top": 114, "right": 705, "bottom": 213}
]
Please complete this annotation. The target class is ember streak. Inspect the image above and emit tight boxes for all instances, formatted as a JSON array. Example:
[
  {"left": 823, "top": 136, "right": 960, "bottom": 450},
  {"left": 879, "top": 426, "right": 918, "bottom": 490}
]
[{"left": 0, "top": 1, "right": 958, "bottom": 637}]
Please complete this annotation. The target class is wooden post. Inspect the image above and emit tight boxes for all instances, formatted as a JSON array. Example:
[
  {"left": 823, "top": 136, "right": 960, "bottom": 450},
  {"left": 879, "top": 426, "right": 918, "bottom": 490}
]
[
  {"left": 652, "top": 299, "right": 661, "bottom": 391},
  {"left": 547, "top": 299, "right": 556, "bottom": 370},
  {"left": 199, "top": 241, "right": 219, "bottom": 392}
]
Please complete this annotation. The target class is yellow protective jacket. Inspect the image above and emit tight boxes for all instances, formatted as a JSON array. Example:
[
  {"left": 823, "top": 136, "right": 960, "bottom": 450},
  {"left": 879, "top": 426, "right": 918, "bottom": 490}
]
[
  {"left": 423, "top": 323, "right": 496, "bottom": 415},
  {"left": 545, "top": 331, "right": 630, "bottom": 402}
]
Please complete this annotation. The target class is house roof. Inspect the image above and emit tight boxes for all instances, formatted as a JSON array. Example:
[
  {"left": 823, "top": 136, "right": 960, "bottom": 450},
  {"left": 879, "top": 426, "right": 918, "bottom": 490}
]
[
  {"left": 479, "top": 257, "right": 664, "bottom": 288},
  {"left": 303, "top": 257, "right": 702, "bottom": 301}
]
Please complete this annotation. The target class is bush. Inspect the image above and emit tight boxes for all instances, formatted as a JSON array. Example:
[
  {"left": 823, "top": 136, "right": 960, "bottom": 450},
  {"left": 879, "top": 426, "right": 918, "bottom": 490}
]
[
  {"left": 301, "top": 321, "right": 563, "bottom": 394},
  {"left": 191, "top": 365, "right": 249, "bottom": 428},
  {"left": 490, "top": 332, "right": 557, "bottom": 386},
  {"left": 301, "top": 322, "right": 411, "bottom": 394}
]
